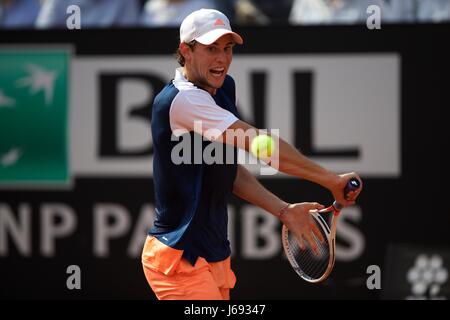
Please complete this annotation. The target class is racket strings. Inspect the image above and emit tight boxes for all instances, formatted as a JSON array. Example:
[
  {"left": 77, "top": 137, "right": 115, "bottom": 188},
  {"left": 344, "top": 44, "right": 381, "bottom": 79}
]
[
  {"left": 289, "top": 237, "right": 329, "bottom": 277},
  {"left": 287, "top": 221, "right": 330, "bottom": 281}
]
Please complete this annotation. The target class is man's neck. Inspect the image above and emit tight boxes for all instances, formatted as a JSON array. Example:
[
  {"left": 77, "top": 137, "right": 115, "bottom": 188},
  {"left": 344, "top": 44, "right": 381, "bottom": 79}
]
[{"left": 182, "top": 67, "right": 217, "bottom": 96}]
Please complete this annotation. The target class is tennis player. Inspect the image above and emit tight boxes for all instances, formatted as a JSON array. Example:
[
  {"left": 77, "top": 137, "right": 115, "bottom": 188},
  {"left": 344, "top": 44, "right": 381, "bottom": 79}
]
[{"left": 141, "top": 8, "right": 362, "bottom": 300}]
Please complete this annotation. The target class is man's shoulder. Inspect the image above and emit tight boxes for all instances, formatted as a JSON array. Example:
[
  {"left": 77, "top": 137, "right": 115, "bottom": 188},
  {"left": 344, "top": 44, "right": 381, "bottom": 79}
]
[
  {"left": 220, "top": 75, "right": 236, "bottom": 99},
  {"left": 223, "top": 74, "right": 236, "bottom": 89},
  {"left": 154, "top": 82, "right": 178, "bottom": 105},
  {"left": 173, "top": 85, "right": 215, "bottom": 106}
]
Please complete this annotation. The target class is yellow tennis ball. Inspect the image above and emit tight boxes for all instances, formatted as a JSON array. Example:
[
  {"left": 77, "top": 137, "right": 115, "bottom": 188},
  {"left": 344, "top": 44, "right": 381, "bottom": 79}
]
[{"left": 251, "top": 134, "right": 275, "bottom": 159}]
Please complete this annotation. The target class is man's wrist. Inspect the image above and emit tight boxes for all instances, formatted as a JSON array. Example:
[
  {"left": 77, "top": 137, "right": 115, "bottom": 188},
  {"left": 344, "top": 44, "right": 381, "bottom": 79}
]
[
  {"left": 276, "top": 203, "right": 290, "bottom": 218},
  {"left": 318, "top": 171, "right": 340, "bottom": 191}
]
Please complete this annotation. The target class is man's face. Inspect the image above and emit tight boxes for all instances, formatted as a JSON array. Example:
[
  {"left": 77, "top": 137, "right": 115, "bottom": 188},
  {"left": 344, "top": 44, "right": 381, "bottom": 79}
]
[{"left": 184, "top": 34, "right": 235, "bottom": 95}]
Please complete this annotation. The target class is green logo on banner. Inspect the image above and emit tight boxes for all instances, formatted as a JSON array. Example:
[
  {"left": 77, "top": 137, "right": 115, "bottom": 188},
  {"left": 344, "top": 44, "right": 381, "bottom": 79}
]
[{"left": 0, "top": 49, "right": 70, "bottom": 186}]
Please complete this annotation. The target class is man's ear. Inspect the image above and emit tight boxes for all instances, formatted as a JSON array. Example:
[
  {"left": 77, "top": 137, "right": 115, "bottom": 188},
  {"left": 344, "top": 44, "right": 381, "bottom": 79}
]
[{"left": 179, "top": 43, "right": 192, "bottom": 61}]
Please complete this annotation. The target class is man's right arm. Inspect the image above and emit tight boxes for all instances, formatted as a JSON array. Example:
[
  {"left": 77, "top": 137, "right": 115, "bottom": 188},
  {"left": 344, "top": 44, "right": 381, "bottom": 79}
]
[
  {"left": 220, "top": 120, "right": 362, "bottom": 206},
  {"left": 169, "top": 90, "right": 361, "bottom": 204}
]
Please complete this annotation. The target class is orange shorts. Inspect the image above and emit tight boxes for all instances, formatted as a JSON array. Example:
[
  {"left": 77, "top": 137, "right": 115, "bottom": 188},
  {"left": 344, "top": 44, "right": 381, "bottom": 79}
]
[{"left": 141, "top": 236, "right": 236, "bottom": 300}]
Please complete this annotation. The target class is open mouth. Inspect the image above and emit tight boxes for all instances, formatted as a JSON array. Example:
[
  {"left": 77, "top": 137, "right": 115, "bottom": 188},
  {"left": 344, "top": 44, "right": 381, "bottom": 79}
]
[{"left": 210, "top": 67, "right": 225, "bottom": 77}]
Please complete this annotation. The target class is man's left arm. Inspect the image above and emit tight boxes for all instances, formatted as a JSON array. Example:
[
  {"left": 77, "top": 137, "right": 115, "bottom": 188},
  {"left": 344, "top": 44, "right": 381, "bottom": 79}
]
[
  {"left": 232, "top": 164, "right": 326, "bottom": 248},
  {"left": 232, "top": 164, "right": 288, "bottom": 217}
]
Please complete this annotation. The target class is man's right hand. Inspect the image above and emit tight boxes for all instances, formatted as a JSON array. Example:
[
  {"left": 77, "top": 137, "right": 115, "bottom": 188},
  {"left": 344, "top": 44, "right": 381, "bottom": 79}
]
[{"left": 329, "top": 172, "right": 363, "bottom": 207}]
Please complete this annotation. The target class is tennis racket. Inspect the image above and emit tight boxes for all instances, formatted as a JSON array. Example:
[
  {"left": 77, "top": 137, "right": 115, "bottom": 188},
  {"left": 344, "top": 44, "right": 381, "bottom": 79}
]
[{"left": 281, "top": 178, "right": 361, "bottom": 283}]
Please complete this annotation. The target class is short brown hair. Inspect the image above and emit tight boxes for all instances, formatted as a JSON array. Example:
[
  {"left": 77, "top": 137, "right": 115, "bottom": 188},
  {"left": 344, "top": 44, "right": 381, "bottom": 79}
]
[{"left": 174, "top": 40, "right": 197, "bottom": 66}]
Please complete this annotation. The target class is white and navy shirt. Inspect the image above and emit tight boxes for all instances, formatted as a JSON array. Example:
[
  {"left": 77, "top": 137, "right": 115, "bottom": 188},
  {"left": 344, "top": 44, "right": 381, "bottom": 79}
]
[{"left": 149, "top": 68, "right": 240, "bottom": 265}]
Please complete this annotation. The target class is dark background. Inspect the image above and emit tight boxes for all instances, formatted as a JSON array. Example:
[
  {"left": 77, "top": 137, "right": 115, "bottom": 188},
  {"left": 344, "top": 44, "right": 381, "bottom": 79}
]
[{"left": 1, "top": 24, "right": 449, "bottom": 300}]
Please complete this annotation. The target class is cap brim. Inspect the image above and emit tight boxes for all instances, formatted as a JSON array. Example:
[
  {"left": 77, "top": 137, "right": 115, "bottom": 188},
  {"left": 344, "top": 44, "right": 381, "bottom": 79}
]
[{"left": 195, "top": 29, "right": 243, "bottom": 45}]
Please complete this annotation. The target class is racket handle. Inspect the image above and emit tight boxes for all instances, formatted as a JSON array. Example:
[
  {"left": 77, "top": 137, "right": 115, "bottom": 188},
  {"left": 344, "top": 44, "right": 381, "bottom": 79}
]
[
  {"left": 344, "top": 177, "right": 361, "bottom": 197},
  {"left": 333, "top": 178, "right": 361, "bottom": 211}
]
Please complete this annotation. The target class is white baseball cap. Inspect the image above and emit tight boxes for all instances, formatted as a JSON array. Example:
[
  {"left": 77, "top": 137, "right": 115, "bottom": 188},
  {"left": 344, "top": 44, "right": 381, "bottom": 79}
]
[{"left": 180, "top": 9, "right": 243, "bottom": 45}]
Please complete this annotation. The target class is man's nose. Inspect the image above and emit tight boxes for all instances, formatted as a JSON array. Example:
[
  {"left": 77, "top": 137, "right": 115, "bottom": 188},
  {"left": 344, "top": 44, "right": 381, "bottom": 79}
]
[{"left": 216, "top": 51, "right": 227, "bottom": 64}]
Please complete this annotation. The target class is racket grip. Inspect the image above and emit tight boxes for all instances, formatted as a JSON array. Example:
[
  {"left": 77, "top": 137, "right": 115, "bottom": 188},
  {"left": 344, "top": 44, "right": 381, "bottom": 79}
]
[
  {"left": 333, "top": 178, "right": 361, "bottom": 211},
  {"left": 344, "top": 178, "right": 361, "bottom": 198}
]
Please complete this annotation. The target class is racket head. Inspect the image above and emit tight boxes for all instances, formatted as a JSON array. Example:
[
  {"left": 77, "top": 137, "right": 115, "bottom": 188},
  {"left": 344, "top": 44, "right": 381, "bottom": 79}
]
[{"left": 282, "top": 209, "right": 336, "bottom": 283}]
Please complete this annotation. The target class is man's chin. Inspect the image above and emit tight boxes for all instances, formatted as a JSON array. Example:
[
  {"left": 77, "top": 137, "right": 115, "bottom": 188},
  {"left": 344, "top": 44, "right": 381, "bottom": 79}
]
[
  {"left": 199, "top": 77, "right": 225, "bottom": 92},
  {"left": 211, "top": 78, "right": 225, "bottom": 88}
]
